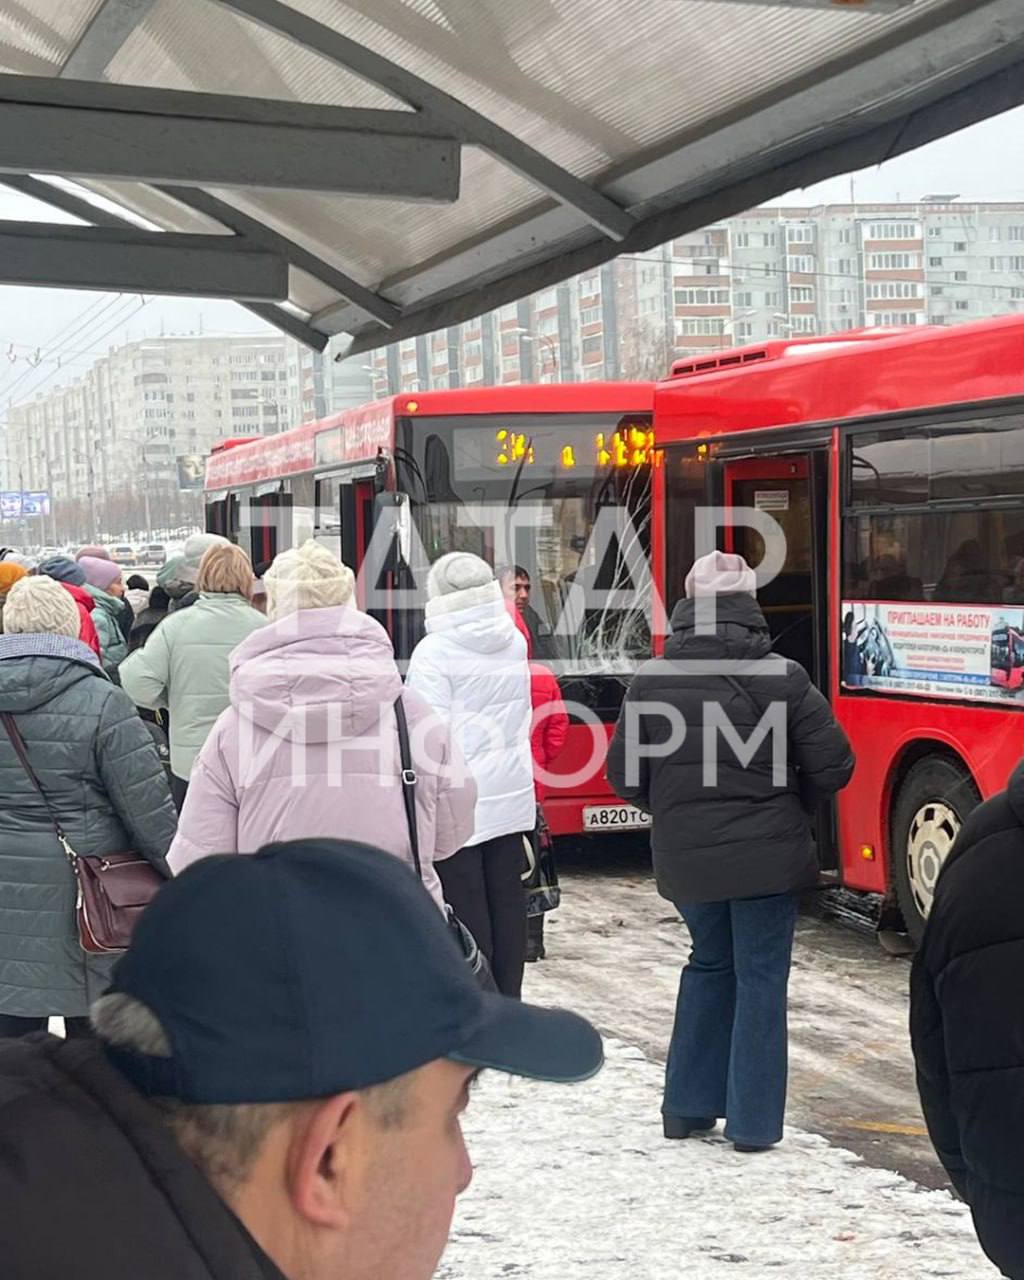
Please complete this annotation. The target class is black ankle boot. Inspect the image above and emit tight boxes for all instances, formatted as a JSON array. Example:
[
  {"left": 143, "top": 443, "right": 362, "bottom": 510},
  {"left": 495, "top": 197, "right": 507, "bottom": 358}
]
[{"left": 663, "top": 1115, "right": 716, "bottom": 1139}]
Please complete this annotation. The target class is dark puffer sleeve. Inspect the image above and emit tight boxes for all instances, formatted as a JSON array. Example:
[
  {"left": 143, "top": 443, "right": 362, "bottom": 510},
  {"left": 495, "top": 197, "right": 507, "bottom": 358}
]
[
  {"left": 607, "top": 679, "right": 650, "bottom": 809},
  {"left": 786, "top": 665, "right": 854, "bottom": 796},
  {"left": 95, "top": 688, "right": 177, "bottom": 874}
]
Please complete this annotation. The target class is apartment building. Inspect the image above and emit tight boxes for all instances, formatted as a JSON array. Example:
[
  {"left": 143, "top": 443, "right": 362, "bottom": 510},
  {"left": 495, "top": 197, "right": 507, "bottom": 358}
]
[
  {"left": 368, "top": 200, "right": 1024, "bottom": 389},
  {"left": 5, "top": 333, "right": 306, "bottom": 507}
]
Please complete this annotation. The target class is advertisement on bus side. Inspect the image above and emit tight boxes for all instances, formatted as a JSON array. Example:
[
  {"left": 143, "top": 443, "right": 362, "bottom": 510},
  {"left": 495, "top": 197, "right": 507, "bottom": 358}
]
[{"left": 842, "top": 600, "right": 1024, "bottom": 704}]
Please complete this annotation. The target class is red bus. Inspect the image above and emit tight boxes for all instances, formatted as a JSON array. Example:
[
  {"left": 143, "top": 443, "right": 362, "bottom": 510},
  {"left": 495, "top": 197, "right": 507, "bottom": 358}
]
[
  {"left": 204, "top": 382, "right": 655, "bottom": 837},
  {"left": 652, "top": 313, "right": 1024, "bottom": 939}
]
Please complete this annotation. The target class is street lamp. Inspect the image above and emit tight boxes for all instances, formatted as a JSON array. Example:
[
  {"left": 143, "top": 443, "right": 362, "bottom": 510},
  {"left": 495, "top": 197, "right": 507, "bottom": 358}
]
[{"left": 511, "top": 327, "right": 560, "bottom": 380}]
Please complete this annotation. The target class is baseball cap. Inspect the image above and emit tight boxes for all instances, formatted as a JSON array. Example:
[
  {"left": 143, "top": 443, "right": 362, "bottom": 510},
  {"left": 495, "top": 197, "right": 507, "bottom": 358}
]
[{"left": 104, "top": 839, "right": 603, "bottom": 1103}]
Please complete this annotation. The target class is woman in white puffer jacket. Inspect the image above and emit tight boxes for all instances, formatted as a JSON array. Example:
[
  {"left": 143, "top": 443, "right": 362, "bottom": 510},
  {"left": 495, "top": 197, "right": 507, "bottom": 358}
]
[{"left": 407, "top": 552, "right": 534, "bottom": 997}]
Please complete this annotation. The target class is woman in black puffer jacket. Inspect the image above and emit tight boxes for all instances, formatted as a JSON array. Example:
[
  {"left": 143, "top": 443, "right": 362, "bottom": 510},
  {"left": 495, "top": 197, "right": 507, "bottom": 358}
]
[
  {"left": 911, "top": 759, "right": 1024, "bottom": 1280},
  {"left": 608, "top": 551, "right": 853, "bottom": 1152}
]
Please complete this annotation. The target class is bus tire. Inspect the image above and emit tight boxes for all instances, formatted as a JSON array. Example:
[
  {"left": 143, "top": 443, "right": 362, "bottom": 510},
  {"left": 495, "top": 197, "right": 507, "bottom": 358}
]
[{"left": 890, "top": 755, "right": 980, "bottom": 945}]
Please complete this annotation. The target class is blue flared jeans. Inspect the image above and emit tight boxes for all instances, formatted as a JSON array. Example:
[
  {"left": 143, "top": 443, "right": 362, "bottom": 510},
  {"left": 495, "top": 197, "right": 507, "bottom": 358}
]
[{"left": 664, "top": 893, "right": 798, "bottom": 1147}]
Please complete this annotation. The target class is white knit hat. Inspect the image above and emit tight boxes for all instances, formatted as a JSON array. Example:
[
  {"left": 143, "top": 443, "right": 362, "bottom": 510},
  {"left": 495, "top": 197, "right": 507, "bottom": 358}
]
[
  {"left": 264, "top": 540, "right": 355, "bottom": 621},
  {"left": 685, "top": 550, "right": 757, "bottom": 598},
  {"left": 3, "top": 576, "right": 80, "bottom": 638},
  {"left": 426, "top": 552, "right": 494, "bottom": 599}
]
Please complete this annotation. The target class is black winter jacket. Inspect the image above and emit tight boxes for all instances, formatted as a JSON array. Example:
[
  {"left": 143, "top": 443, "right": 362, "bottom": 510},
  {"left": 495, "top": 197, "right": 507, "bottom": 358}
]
[
  {"left": 911, "top": 759, "right": 1024, "bottom": 1280},
  {"left": 0, "top": 1034, "right": 285, "bottom": 1280},
  {"left": 607, "top": 594, "right": 854, "bottom": 904}
]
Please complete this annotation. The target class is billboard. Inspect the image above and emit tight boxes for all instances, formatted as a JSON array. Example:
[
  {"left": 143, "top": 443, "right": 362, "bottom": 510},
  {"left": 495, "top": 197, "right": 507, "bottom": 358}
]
[
  {"left": 0, "top": 491, "right": 50, "bottom": 519},
  {"left": 842, "top": 600, "right": 1024, "bottom": 706},
  {"left": 177, "top": 455, "right": 205, "bottom": 491}
]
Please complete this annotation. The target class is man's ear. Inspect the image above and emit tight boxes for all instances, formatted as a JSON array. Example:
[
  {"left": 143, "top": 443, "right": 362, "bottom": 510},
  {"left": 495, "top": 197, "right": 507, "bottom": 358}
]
[{"left": 287, "top": 1093, "right": 361, "bottom": 1228}]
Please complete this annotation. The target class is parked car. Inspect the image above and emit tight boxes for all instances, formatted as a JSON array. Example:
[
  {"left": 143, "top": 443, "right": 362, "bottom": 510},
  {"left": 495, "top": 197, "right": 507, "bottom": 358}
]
[
  {"left": 107, "top": 543, "right": 137, "bottom": 567},
  {"left": 139, "top": 542, "right": 166, "bottom": 566}
]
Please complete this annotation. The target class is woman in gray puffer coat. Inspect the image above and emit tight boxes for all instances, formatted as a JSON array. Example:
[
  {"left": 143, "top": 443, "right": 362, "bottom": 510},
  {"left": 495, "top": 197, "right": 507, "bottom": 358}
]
[{"left": 0, "top": 577, "right": 176, "bottom": 1038}]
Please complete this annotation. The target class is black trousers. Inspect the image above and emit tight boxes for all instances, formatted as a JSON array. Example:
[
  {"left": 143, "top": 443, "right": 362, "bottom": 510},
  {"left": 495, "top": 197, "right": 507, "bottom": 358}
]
[
  {"left": 0, "top": 1014, "right": 92, "bottom": 1039},
  {"left": 438, "top": 833, "right": 528, "bottom": 998}
]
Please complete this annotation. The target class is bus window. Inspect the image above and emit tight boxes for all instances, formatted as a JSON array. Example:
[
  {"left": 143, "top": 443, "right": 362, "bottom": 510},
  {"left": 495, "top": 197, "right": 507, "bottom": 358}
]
[{"left": 395, "top": 412, "right": 654, "bottom": 679}]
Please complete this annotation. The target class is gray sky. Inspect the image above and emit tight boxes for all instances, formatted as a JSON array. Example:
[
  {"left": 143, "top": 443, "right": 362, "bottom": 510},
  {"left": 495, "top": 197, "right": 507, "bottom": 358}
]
[{"left": 0, "top": 104, "right": 1020, "bottom": 409}]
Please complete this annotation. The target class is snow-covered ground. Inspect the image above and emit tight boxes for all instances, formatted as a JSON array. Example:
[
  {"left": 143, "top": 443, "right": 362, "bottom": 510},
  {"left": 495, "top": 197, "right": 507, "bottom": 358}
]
[
  {"left": 436, "top": 852, "right": 998, "bottom": 1279},
  {"left": 441, "top": 1040, "right": 996, "bottom": 1280}
]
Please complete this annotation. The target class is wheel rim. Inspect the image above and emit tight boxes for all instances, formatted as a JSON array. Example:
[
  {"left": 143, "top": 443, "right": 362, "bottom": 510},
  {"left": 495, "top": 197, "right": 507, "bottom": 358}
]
[{"left": 906, "top": 801, "right": 961, "bottom": 920}]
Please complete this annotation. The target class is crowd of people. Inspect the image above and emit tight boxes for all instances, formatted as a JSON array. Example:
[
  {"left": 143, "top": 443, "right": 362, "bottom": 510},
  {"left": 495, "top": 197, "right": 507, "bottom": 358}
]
[{"left": 0, "top": 537, "right": 1020, "bottom": 1278}]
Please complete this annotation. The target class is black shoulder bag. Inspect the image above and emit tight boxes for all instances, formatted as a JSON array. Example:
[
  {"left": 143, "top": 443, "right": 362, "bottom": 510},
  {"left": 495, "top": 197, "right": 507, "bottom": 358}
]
[{"left": 394, "top": 696, "right": 496, "bottom": 991}]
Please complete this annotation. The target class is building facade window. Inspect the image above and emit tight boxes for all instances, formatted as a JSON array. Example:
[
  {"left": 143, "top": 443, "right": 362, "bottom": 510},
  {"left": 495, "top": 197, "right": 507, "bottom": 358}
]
[
  {"left": 870, "top": 253, "right": 920, "bottom": 270},
  {"left": 866, "top": 281, "right": 922, "bottom": 299},
  {"left": 674, "top": 287, "right": 730, "bottom": 305},
  {"left": 787, "top": 255, "right": 815, "bottom": 274},
  {"left": 867, "top": 222, "right": 920, "bottom": 240}
]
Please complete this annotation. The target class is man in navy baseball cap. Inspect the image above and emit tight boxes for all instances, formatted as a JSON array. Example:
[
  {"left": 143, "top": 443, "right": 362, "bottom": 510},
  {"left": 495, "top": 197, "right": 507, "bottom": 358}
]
[{"left": 0, "top": 838, "right": 602, "bottom": 1280}]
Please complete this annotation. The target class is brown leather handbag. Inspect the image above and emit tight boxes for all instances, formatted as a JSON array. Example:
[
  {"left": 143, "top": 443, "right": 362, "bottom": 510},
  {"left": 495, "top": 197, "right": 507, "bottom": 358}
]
[{"left": 1, "top": 712, "right": 166, "bottom": 954}]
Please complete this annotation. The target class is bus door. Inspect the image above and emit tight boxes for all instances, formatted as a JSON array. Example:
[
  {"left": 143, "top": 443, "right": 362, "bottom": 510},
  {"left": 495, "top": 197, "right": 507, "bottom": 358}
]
[
  {"left": 248, "top": 482, "right": 291, "bottom": 569},
  {"left": 723, "top": 455, "right": 824, "bottom": 685},
  {"left": 339, "top": 475, "right": 376, "bottom": 605},
  {"left": 724, "top": 451, "right": 837, "bottom": 870}
]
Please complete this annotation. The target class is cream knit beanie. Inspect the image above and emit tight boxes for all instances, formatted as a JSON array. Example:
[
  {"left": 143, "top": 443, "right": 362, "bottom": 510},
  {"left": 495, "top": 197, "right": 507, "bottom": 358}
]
[
  {"left": 264, "top": 540, "right": 355, "bottom": 622},
  {"left": 3, "top": 576, "right": 80, "bottom": 638},
  {"left": 426, "top": 552, "right": 494, "bottom": 599}
]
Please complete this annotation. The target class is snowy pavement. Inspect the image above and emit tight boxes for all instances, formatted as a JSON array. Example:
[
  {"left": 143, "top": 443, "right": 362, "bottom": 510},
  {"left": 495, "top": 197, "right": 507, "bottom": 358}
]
[
  {"left": 436, "top": 848, "right": 1000, "bottom": 1278},
  {"left": 441, "top": 1041, "right": 996, "bottom": 1280}
]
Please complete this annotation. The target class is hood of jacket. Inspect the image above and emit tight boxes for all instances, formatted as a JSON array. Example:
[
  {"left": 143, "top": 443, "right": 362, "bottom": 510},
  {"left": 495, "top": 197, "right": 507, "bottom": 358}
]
[
  {"left": 84, "top": 583, "right": 127, "bottom": 620},
  {"left": 664, "top": 592, "right": 773, "bottom": 663},
  {"left": 1006, "top": 757, "right": 1024, "bottom": 827},
  {"left": 229, "top": 604, "right": 402, "bottom": 743},
  {"left": 424, "top": 591, "right": 520, "bottom": 655},
  {"left": 0, "top": 645, "right": 105, "bottom": 714},
  {"left": 62, "top": 581, "right": 96, "bottom": 612}
]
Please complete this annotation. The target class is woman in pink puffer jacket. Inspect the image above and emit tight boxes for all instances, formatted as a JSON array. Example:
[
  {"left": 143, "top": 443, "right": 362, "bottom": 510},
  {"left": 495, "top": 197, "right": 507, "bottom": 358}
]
[{"left": 167, "top": 541, "right": 476, "bottom": 908}]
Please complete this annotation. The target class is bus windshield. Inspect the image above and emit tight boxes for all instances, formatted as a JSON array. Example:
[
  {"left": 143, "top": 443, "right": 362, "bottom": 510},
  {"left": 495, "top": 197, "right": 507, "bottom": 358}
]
[{"left": 395, "top": 412, "right": 654, "bottom": 675}]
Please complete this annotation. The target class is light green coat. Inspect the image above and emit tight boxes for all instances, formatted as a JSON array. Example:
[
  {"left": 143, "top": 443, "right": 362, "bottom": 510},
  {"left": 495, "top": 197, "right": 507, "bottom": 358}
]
[{"left": 119, "top": 593, "right": 266, "bottom": 780}]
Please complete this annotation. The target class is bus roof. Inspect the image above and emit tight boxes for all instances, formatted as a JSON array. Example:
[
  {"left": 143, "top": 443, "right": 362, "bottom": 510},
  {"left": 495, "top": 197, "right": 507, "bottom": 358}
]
[
  {"left": 655, "top": 314, "right": 1024, "bottom": 443},
  {"left": 205, "top": 381, "right": 654, "bottom": 491}
]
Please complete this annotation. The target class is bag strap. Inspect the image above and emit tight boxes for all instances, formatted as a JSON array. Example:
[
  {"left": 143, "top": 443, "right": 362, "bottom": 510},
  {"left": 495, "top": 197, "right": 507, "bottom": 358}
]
[
  {"left": 0, "top": 711, "right": 77, "bottom": 863},
  {"left": 394, "top": 695, "right": 422, "bottom": 882}
]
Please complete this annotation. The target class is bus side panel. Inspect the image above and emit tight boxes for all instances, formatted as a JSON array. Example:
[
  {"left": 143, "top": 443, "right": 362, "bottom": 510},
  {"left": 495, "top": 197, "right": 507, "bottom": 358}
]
[
  {"left": 834, "top": 696, "right": 1020, "bottom": 893},
  {"left": 543, "top": 722, "right": 618, "bottom": 837}
]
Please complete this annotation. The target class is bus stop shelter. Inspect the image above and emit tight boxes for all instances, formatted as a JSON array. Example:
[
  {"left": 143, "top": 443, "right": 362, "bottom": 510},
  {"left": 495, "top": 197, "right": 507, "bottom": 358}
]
[{"left": 0, "top": 0, "right": 1022, "bottom": 352}]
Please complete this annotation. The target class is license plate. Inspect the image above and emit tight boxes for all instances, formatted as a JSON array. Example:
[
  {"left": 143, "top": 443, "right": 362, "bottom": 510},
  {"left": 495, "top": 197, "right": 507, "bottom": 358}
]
[{"left": 583, "top": 804, "right": 651, "bottom": 831}]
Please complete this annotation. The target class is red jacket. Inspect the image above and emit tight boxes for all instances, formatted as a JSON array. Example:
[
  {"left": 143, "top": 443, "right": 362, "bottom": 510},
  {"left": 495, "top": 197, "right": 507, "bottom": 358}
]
[
  {"left": 530, "top": 661, "right": 569, "bottom": 803},
  {"left": 61, "top": 582, "right": 101, "bottom": 660}
]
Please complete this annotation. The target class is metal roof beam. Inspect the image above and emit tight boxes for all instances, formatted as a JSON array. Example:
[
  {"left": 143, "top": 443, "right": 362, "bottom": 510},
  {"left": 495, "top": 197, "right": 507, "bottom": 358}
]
[
  {"left": 60, "top": 0, "right": 157, "bottom": 80},
  {"left": 0, "top": 74, "right": 461, "bottom": 198},
  {"left": 208, "top": 0, "right": 635, "bottom": 242},
  {"left": 1, "top": 176, "right": 329, "bottom": 350},
  {"left": 158, "top": 185, "right": 402, "bottom": 329},
  {"left": 1, "top": 176, "right": 329, "bottom": 349},
  {"left": 0, "top": 222, "right": 289, "bottom": 300}
]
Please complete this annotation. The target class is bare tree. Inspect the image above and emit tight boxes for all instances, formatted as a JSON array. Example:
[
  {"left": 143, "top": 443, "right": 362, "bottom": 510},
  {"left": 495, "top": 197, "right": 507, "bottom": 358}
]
[{"left": 617, "top": 317, "right": 677, "bottom": 381}]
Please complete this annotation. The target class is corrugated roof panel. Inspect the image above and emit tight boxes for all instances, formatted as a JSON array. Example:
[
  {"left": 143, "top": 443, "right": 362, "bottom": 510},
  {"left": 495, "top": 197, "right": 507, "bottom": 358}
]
[
  {"left": 0, "top": 0, "right": 1022, "bottom": 352},
  {"left": 0, "top": 0, "right": 103, "bottom": 74}
]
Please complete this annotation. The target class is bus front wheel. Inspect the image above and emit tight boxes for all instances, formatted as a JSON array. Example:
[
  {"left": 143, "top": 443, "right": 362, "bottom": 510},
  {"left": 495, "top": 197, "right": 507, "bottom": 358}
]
[{"left": 890, "top": 756, "right": 980, "bottom": 945}]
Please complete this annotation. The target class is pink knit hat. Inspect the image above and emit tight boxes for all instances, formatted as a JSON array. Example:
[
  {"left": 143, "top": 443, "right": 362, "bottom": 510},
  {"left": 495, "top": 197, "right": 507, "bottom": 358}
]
[
  {"left": 78, "top": 555, "right": 123, "bottom": 593},
  {"left": 685, "top": 550, "right": 756, "bottom": 598},
  {"left": 75, "top": 544, "right": 110, "bottom": 562}
]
